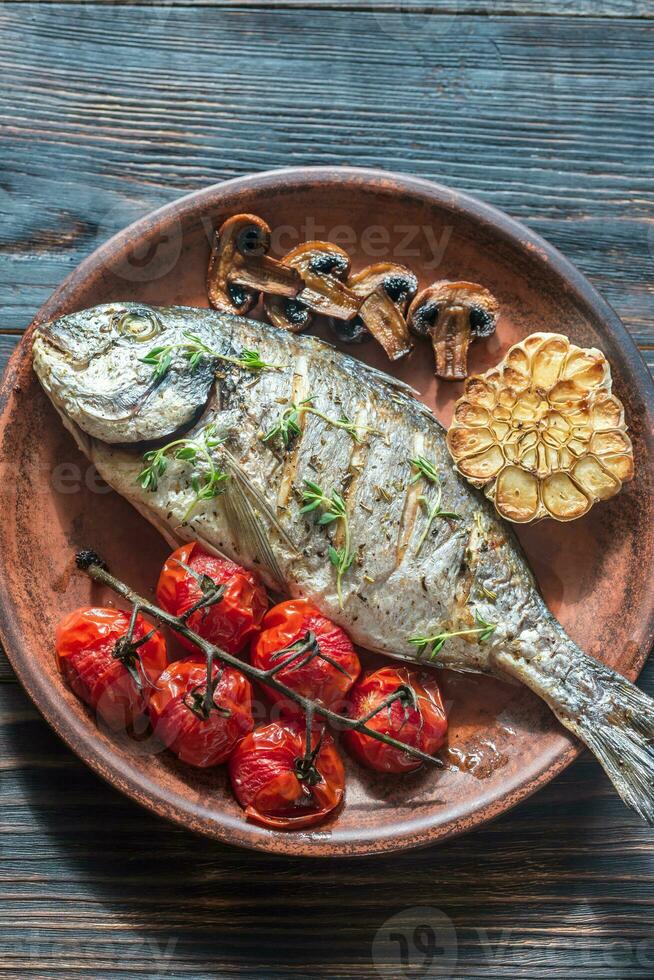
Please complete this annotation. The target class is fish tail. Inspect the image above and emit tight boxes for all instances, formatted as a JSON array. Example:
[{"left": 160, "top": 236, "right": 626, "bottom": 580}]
[{"left": 495, "top": 638, "right": 654, "bottom": 824}]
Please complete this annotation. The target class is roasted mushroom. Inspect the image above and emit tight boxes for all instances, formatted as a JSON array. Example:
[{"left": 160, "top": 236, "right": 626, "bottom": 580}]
[
  {"left": 408, "top": 281, "right": 499, "bottom": 380},
  {"left": 207, "top": 214, "right": 302, "bottom": 316},
  {"left": 264, "top": 242, "right": 360, "bottom": 332},
  {"left": 446, "top": 332, "right": 635, "bottom": 523},
  {"left": 345, "top": 263, "right": 418, "bottom": 360}
]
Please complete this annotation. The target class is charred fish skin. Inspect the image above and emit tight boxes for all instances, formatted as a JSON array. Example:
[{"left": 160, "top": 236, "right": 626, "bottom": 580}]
[{"left": 32, "top": 303, "right": 654, "bottom": 824}]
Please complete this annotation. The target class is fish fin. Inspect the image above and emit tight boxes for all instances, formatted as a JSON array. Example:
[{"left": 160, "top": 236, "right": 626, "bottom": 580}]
[
  {"left": 221, "top": 447, "right": 299, "bottom": 554},
  {"left": 562, "top": 668, "right": 654, "bottom": 825},
  {"left": 499, "top": 643, "right": 654, "bottom": 825},
  {"left": 219, "top": 467, "right": 287, "bottom": 589}
]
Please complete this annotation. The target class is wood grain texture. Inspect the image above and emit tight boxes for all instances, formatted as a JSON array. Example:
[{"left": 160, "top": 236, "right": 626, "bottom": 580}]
[
  {"left": 1, "top": 6, "right": 654, "bottom": 344},
  {"left": 1, "top": 2, "right": 654, "bottom": 977},
  {"left": 2, "top": 1, "right": 650, "bottom": 15}
]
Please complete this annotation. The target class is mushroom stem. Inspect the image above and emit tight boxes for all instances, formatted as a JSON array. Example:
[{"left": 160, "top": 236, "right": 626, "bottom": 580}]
[
  {"left": 408, "top": 281, "right": 500, "bottom": 381},
  {"left": 432, "top": 305, "right": 471, "bottom": 380},
  {"left": 230, "top": 253, "right": 301, "bottom": 297},
  {"left": 296, "top": 269, "right": 360, "bottom": 319},
  {"left": 357, "top": 290, "right": 412, "bottom": 361}
]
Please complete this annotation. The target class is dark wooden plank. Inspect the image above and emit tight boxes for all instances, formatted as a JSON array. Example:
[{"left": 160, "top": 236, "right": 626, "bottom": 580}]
[
  {"left": 2, "top": 1, "right": 650, "bottom": 16},
  {"left": 1, "top": 7, "right": 654, "bottom": 346},
  {"left": 2, "top": 668, "right": 654, "bottom": 980}
]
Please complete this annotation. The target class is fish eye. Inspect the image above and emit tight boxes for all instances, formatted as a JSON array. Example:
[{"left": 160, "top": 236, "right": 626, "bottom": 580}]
[{"left": 114, "top": 308, "right": 161, "bottom": 342}]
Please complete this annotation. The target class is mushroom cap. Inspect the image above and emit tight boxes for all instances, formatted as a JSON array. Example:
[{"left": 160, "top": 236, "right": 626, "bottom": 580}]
[
  {"left": 277, "top": 240, "right": 352, "bottom": 280},
  {"left": 207, "top": 213, "right": 302, "bottom": 316},
  {"left": 349, "top": 263, "right": 418, "bottom": 303},
  {"left": 222, "top": 213, "right": 272, "bottom": 255},
  {"left": 409, "top": 281, "right": 500, "bottom": 337},
  {"left": 446, "top": 332, "right": 635, "bottom": 523}
]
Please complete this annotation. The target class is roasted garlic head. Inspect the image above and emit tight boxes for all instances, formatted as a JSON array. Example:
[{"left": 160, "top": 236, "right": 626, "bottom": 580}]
[{"left": 446, "top": 332, "right": 634, "bottom": 523}]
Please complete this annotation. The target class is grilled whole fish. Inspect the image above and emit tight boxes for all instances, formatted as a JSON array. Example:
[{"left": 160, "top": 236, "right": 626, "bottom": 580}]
[{"left": 33, "top": 302, "right": 654, "bottom": 822}]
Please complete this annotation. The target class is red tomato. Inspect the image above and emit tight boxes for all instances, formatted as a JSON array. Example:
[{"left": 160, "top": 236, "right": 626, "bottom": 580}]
[
  {"left": 148, "top": 657, "right": 253, "bottom": 767},
  {"left": 343, "top": 667, "right": 447, "bottom": 773},
  {"left": 251, "top": 599, "right": 360, "bottom": 714},
  {"left": 228, "top": 720, "right": 345, "bottom": 829},
  {"left": 56, "top": 606, "right": 167, "bottom": 731},
  {"left": 156, "top": 542, "right": 268, "bottom": 654}
]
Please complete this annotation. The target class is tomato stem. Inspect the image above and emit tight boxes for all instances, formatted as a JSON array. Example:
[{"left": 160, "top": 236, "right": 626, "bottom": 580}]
[
  {"left": 110, "top": 603, "right": 159, "bottom": 692},
  {"left": 294, "top": 705, "right": 324, "bottom": 787},
  {"left": 267, "top": 630, "right": 352, "bottom": 679},
  {"left": 77, "top": 553, "right": 443, "bottom": 770},
  {"left": 172, "top": 559, "right": 226, "bottom": 622}
]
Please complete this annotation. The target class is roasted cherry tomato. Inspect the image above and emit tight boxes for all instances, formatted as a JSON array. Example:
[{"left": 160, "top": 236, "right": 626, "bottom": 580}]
[
  {"left": 56, "top": 606, "right": 167, "bottom": 731},
  {"left": 156, "top": 542, "right": 268, "bottom": 654},
  {"left": 251, "top": 599, "right": 360, "bottom": 714},
  {"left": 343, "top": 667, "right": 447, "bottom": 773},
  {"left": 228, "top": 720, "right": 345, "bottom": 829},
  {"left": 148, "top": 657, "right": 253, "bottom": 767}
]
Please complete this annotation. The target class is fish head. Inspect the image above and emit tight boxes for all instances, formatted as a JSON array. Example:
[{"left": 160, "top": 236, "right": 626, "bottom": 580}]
[{"left": 32, "top": 303, "right": 224, "bottom": 444}]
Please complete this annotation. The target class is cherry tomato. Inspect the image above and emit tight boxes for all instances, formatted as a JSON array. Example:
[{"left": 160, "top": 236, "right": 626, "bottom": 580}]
[
  {"left": 148, "top": 657, "right": 253, "bottom": 767},
  {"left": 56, "top": 606, "right": 167, "bottom": 731},
  {"left": 156, "top": 542, "right": 268, "bottom": 654},
  {"left": 251, "top": 599, "right": 360, "bottom": 715},
  {"left": 228, "top": 720, "right": 345, "bottom": 829},
  {"left": 343, "top": 667, "right": 447, "bottom": 773}
]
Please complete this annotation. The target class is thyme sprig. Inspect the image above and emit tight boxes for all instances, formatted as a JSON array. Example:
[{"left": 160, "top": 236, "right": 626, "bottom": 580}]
[
  {"left": 263, "top": 397, "right": 381, "bottom": 450},
  {"left": 409, "top": 455, "right": 439, "bottom": 485},
  {"left": 76, "top": 552, "right": 443, "bottom": 770},
  {"left": 410, "top": 610, "right": 497, "bottom": 659},
  {"left": 301, "top": 480, "right": 354, "bottom": 608},
  {"left": 138, "top": 423, "right": 228, "bottom": 522},
  {"left": 139, "top": 331, "right": 279, "bottom": 380},
  {"left": 409, "top": 455, "right": 462, "bottom": 554},
  {"left": 262, "top": 398, "right": 311, "bottom": 449}
]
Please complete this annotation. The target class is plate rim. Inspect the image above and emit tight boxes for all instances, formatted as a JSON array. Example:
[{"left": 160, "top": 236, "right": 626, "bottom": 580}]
[{"left": 1, "top": 165, "right": 653, "bottom": 857}]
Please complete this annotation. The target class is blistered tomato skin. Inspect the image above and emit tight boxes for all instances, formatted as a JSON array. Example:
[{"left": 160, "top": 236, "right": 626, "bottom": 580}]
[
  {"left": 156, "top": 542, "right": 268, "bottom": 654},
  {"left": 251, "top": 599, "right": 360, "bottom": 714},
  {"left": 148, "top": 658, "right": 253, "bottom": 768},
  {"left": 228, "top": 720, "right": 345, "bottom": 829},
  {"left": 55, "top": 606, "right": 167, "bottom": 731},
  {"left": 344, "top": 667, "right": 448, "bottom": 774}
]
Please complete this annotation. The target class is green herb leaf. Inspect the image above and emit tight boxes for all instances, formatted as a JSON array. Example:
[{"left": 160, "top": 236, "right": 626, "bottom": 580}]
[
  {"left": 262, "top": 397, "right": 382, "bottom": 452},
  {"left": 409, "top": 611, "right": 497, "bottom": 659},
  {"left": 409, "top": 455, "right": 439, "bottom": 485},
  {"left": 410, "top": 457, "right": 462, "bottom": 554},
  {"left": 301, "top": 479, "right": 354, "bottom": 609},
  {"left": 137, "top": 425, "right": 228, "bottom": 522}
]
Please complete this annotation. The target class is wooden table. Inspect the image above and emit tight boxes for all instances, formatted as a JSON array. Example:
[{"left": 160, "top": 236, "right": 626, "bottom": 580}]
[{"left": 1, "top": 2, "right": 654, "bottom": 977}]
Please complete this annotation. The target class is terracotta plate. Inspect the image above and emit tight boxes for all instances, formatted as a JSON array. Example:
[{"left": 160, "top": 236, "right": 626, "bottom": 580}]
[{"left": 1, "top": 167, "right": 653, "bottom": 857}]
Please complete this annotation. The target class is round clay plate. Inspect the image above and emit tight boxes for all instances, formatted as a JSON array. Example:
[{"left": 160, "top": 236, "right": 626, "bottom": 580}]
[{"left": 1, "top": 167, "right": 653, "bottom": 857}]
